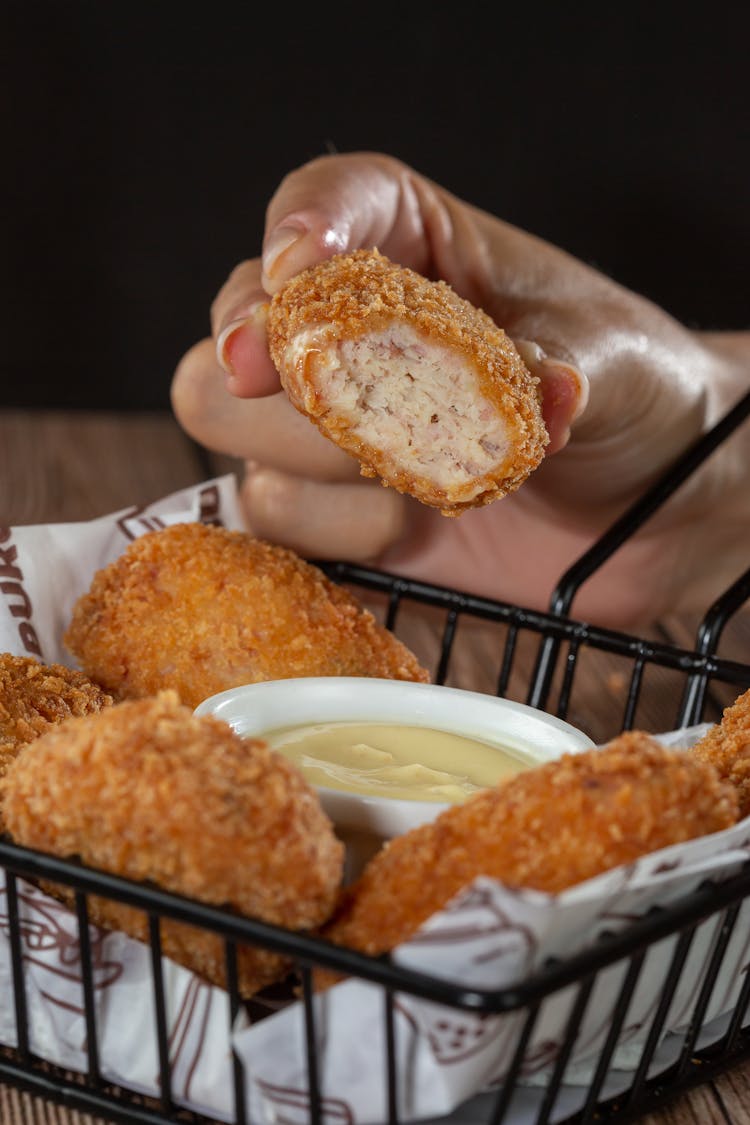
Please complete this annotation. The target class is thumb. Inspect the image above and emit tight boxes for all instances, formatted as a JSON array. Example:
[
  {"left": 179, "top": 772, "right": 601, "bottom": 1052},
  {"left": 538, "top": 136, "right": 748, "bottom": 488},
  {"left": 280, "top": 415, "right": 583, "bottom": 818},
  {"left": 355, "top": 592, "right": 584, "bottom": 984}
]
[{"left": 514, "top": 340, "right": 589, "bottom": 454}]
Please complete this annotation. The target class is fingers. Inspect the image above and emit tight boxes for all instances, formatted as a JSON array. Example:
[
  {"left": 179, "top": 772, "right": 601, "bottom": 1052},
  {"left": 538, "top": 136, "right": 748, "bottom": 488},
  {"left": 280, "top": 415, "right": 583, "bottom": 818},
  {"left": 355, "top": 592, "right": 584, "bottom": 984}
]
[
  {"left": 210, "top": 258, "right": 267, "bottom": 338},
  {"left": 176, "top": 325, "right": 588, "bottom": 475},
  {"left": 538, "top": 362, "right": 589, "bottom": 454},
  {"left": 261, "top": 152, "right": 434, "bottom": 292},
  {"left": 201, "top": 152, "right": 591, "bottom": 457},
  {"left": 215, "top": 300, "right": 277, "bottom": 398},
  {"left": 209, "top": 259, "right": 279, "bottom": 398},
  {"left": 514, "top": 340, "right": 589, "bottom": 455},
  {"left": 211, "top": 153, "right": 425, "bottom": 328},
  {"left": 209, "top": 153, "right": 438, "bottom": 399},
  {"left": 208, "top": 154, "right": 595, "bottom": 423},
  {"left": 241, "top": 466, "right": 407, "bottom": 560},
  {"left": 171, "top": 338, "right": 360, "bottom": 479}
]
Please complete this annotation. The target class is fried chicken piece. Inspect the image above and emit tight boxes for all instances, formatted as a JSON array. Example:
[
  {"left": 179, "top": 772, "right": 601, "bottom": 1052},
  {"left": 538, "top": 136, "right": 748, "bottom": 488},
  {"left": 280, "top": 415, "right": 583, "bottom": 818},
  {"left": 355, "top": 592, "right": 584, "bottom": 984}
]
[
  {"left": 266, "top": 249, "right": 548, "bottom": 516},
  {"left": 319, "top": 732, "right": 737, "bottom": 964},
  {"left": 0, "top": 652, "right": 113, "bottom": 781},
  {"left": 64, "top": 522, "right": 429, "bottom": 708},
  {"left": 692, "top": 687, "right": 750, "bottom": 817},
  {"left": 1, "top": 692, "right": 345, "bottom": 996}
]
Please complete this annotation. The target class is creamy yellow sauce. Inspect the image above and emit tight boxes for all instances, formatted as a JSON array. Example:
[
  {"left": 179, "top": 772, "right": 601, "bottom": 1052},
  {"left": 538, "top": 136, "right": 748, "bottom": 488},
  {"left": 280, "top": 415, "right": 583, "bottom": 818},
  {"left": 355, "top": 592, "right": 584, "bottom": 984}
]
[{"left": 262, "top": 721, "right": 532, "bottom": 803}]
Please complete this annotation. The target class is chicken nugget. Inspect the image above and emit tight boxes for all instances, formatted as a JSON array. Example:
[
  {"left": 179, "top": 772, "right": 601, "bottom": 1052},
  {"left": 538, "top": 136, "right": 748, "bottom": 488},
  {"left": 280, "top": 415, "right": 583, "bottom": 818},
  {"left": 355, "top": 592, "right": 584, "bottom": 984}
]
[
  {"left": 692, "top": 687, "right": 750, "bottom": 817},
  {"left": 0, "top": 652, "right": 113, "bottom": 780},
  {"left": 1, "top": 692, "right": 345, "bottom": 996},
  {"left": 64, "top": 522, "right": 429, "bottom": 708},
  {"left": 320, "top": 732, "right": 737, "bottom": 962},
  {"left": 266, "top": 248, "right": 549, "bottom": 515}
]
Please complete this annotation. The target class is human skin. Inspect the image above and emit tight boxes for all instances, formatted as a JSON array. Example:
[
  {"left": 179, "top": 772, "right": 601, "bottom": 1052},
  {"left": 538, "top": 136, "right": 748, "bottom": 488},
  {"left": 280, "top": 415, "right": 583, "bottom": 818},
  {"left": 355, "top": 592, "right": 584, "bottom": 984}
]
[{"left": 171, "top": 152, "right": 749, "bottom": 629}]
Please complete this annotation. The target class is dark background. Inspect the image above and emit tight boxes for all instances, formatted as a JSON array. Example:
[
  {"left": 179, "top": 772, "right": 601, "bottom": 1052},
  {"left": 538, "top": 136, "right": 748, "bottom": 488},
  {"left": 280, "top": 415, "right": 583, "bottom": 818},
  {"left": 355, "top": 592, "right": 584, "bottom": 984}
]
[{"left": 2, "top": 3, "right": 748, "bottom": 411}]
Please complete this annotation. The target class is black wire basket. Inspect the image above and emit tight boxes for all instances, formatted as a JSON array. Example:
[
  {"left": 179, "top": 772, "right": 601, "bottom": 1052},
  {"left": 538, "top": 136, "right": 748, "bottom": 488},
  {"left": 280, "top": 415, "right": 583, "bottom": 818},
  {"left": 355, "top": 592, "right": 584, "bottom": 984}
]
[{"left": 1, "top": 390, "right": 749, "bottom": 1125}]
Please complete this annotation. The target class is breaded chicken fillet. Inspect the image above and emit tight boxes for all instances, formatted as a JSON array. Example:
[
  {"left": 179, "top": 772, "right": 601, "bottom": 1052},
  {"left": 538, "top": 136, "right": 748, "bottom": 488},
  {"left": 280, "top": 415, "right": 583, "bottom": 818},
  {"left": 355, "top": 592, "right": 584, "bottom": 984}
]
[
  {"left": 64, "top": 522, "right": 429, "bottom": 708},
  {"left": 0, "top": 652, "right": 113, "bottom": 782},
  {"left": 266, "top": 249, "right": 549, "bottom": 515},
  {"left": 319, "top": 732, "right": 737, "bottom": 965},
  {"left": 692, "top": 687, "right": 750, "bottom": 817},
  {"left": 1, "top": 692, "right": 345, "bottom": 996}
]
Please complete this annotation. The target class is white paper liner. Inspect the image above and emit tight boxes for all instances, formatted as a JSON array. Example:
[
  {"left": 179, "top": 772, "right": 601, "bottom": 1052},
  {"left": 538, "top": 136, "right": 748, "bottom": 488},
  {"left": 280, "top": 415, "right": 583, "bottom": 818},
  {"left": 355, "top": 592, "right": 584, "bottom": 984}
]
[
  {"left": 0, "top": 879, "right": 237, "bottom": 1120},
  {"left": 1, "top": 476, "right": 249, "bottom": 1119},
  {"left": 0, "top": 475, "right": 247, "bottom": 666},
  {"left": 1, "top": 476, "right": 748, "bottom": 1125},
  {"left": 231, "top": 822, "right": 750, "bottom": 1124}
]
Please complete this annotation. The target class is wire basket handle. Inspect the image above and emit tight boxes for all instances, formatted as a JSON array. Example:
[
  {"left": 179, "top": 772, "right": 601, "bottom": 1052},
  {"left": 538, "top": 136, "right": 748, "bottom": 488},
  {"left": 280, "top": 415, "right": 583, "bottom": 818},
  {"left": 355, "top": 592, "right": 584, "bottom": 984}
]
[{"left": 529, "top": 388, "right": 750, "bottom": 710}]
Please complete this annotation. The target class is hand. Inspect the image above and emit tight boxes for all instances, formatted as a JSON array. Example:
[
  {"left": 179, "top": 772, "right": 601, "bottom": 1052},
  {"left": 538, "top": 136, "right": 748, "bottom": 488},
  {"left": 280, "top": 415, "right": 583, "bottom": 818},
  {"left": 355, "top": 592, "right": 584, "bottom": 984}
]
[{"left": 171, "top": 152, "right": 748, "bottom": 628}]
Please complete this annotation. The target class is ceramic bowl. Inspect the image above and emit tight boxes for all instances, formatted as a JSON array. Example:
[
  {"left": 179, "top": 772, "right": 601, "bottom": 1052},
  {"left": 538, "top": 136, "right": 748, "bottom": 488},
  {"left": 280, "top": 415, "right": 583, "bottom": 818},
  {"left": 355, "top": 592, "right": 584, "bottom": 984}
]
[{"left": 194, "top": 677, "right": 595, "bottom": 879}]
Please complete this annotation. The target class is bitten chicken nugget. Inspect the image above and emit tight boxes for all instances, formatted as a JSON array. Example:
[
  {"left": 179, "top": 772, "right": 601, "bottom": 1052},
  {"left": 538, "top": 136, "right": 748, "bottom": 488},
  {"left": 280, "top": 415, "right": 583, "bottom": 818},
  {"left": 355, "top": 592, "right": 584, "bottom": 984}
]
[
  {"left": 1, "top": 692, "right": 345, "bottom": 996},
  {"left": 692, "top": 687, "right": 750, "bottom": 817},
  {"left": 266, "top": 248, "right": 549, "bottom": 515},
  {"left": 64, "top": 522, "right": 429, "bottom": 708},
  {"left": 320, "top": 732, "right": 737, "bottom": 962},
  {"left": 0, "top": 652, "right": 113, "bottom": 780}
]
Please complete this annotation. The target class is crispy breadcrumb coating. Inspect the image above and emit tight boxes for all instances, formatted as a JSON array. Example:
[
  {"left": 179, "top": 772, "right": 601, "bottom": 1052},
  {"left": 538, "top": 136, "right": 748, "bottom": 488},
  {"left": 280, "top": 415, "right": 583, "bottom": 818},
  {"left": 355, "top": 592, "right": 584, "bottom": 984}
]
[
  {"left": 0, "top": 652, "right": 113, "bottom": 781},
  {"left": 692, "top": 687, "right": 750, "bottom": 817},
  {"left": 63, "top": 522, "right": 429, "bottom": 708},
  {"left": 267, "top": 249, "right": 548, "bottom": 515},
  {"left": 1, "top": 692, "right": 345, "bottom": 996},
  {"left": 319, "top": 732, "right": 737, "bottom": 964}
]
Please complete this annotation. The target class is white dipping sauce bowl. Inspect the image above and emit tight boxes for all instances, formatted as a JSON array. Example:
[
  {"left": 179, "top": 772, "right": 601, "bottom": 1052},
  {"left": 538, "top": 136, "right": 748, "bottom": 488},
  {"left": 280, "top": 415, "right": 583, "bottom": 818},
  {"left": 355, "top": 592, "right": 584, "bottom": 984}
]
[{"left": 195, "top": 677, "right": 595, "bottom": 880}]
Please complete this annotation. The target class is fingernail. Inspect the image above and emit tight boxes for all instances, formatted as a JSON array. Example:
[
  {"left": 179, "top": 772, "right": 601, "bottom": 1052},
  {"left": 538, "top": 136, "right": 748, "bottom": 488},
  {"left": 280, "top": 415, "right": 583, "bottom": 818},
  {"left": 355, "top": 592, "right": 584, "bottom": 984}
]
[
  {"left": 514, "top": 339, "right": 547, "bottom": 369},
  {"left": 263, "top": 226, "right": 303, "bottom": 280},
  {"left": 216, "top": 305, "right": 268, "bottom": 377},
  {"left": 216, "top": 317, "right": 248, "bottom": 376},
  {"left": 541, "top": 358, "right": 590, "bottom": 421},
  {"left": 571, "top": 369, "right": 590, "bottom": 420},
  {"left": 545, "top": 360, "right": 589, "bottom": 420}
]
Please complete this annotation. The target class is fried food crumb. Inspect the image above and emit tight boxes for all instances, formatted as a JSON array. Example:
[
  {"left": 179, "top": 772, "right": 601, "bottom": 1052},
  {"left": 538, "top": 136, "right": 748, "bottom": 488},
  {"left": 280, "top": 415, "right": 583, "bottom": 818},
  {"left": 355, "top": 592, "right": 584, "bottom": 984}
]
[
  {"left": 1, "top": 692, "right": 345, "bottom": 996},
  {"left": 64, "top": 522, "right": 429, "bottom": 708},
  {"left": 692, "top": 687, "right": 750, "bottom": 817},
  {"left": 0, "top": 652, "right": 113, "bottom": 780},
  {"left": 267, "top": 249, "right": 548, "bottom": 515},
  {"left": 319, "top": 731, "right": 737, "bottom": 967}
]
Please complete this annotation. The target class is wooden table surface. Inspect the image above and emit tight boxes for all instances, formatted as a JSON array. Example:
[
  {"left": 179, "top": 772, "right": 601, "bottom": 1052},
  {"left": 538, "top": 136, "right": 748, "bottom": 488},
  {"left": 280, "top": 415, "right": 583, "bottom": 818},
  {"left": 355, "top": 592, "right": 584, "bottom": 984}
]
[{"left": 1, "top": 407, "right": 749, "bottom": 1125}]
